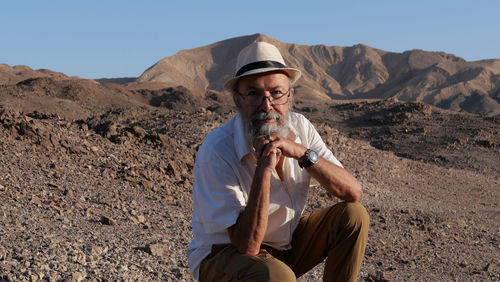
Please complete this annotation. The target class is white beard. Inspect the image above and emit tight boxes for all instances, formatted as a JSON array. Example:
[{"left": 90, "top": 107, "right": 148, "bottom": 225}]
[{"left": 244, "top": 110, "right": 289, "bottom": 142}]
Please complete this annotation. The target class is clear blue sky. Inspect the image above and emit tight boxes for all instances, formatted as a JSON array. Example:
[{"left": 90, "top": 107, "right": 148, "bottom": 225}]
[{"left": 1, "top": 1, "right": 499, "bottom": 79}]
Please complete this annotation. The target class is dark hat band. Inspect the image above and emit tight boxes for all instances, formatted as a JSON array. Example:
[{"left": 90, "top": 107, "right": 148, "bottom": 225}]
[{"left": 235, "top": 60, "right": 286, "bottom": 77}]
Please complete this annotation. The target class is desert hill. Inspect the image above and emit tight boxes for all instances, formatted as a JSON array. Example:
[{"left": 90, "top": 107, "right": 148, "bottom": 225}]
[
  {"left": 0, "top": 64, "right": 212, "bottom": 120},
  {"left": 0, "top": 64, "right": 68, "bottom": 85},
  {"left": 138, "top": 33, "right": 500, "bottom": 116}
]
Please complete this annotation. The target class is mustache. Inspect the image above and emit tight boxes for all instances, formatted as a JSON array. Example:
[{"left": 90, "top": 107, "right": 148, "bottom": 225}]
[
  {"left": 245, "top": 111, "right": 288, "bottom": 142},
  {"left": 250, "top": 111, "right": 282, "bottom": 123}
]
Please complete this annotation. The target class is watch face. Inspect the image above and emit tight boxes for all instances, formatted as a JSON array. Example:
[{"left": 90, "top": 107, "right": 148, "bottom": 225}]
[{"left": 309, "top": 150, "right": 319, "bottom": 163}]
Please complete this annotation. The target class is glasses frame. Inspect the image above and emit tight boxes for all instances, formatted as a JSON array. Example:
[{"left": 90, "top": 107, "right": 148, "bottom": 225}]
[{"left": 236, "top": 87, "right": 292, "bottom": 106}]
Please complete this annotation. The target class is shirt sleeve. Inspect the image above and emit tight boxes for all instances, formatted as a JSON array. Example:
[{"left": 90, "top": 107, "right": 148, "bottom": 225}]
[
  {"left": 302, "top": 116, "right": 343, "bottom": 168},
  {"left": 192, "top": 146, "right": 246, "bottom": 235}
]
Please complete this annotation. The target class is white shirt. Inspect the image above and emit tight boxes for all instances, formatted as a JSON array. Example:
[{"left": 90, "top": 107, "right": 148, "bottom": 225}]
[{"left": 187, "top": 112, "right": 342, "bottom": 280}]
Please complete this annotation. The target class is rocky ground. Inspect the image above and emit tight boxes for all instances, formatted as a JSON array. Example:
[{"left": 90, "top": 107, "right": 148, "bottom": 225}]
[{"left": 0, "top": 95, "right": 499, "bottom": 281}]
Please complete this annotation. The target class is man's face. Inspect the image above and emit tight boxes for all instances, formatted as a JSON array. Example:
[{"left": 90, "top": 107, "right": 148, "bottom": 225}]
[{"left": 235, "top": 72, "right": 293, "bottom": 140}]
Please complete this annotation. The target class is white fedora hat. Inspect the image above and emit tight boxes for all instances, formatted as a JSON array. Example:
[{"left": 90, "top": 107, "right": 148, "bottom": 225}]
[{"left": 224, "top": 42, "right": 301, "bottom": 92}]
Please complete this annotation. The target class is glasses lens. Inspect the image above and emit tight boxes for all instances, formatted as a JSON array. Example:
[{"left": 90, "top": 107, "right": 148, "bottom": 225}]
[
  {"left": 271, "top": 93, "right": 288, "bottom": 105},
  {"left": 247, "top": 95, "right": 262, "bottom": 105},
  {"left": 244, "top": 89, "right": 289, "bottom": 106}
]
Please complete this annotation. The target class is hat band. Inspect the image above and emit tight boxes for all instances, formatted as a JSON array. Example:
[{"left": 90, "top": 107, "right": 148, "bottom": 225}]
[{"left": 235, "top": 60, "right": 286, "bottom": 77}]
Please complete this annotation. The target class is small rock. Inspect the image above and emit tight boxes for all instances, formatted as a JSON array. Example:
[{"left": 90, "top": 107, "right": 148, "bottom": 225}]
[
  {"left": 70, "top": 145, "right": 88, "bottom": 154},
  {"left": 119, "top": 264, "right": 129, "bottom": 272},
  {"left": 89, "top": 245, "right": 106, "bottom": 257},
  {"left": 100, "top": 215, "right": 117, "bottom": 226},
  {"left": 145, "top": 243, "right": 169, "bottom": 257},
  {"left": 64, "top": 189, "right": 73, "bottom": 197},
  {"left": 141, "top": 180, "right": 153, "bottom": 190},
  {"left": 72, "top": 252, "right": 86, "bottom": 265},
  {"left": 107, "top": 124, "right": 118, "bottom": 137},
  {"left": 30, "top": 195, "right": 42, "bottom": 206},
  {"left": 0, "top": 247, "right": 7, "bottom": 259},
  {"left": 70, "top": 271, "right": 86, "bottom": 282},
  {"left": 166, "top": 160, "right": 181, "bottom": 180},
  {"left": 137, "top": 215, "right": 145, "bottom": 223},
  {"left": 367, "top": 270, "right": 389, "bottom": 282},
  {"left": 49, "top": 134, "right": 59, "bottom": 148},
  {"left": 132, "top": 125, "right": 147, "bottom": 138},
  {"left": 23, "top": 115, "right": 33, "bottom": 122},
  {"left": 48, "top": 182, "right": 63, "bottom": 191},
  {"left": 157, "top": 133, "right": 170, "bottom": 145}
]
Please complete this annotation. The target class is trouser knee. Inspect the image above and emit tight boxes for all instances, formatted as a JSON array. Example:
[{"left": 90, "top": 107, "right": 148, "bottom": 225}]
[
  {"left": 200, "top": 245, "right": 296, "bottom": 282},
  {"left": 337, "top": 202, "right": 370, "bottom": 231},
  {"left": 247, "top": 257, "right": 296, "bottom": 282}
]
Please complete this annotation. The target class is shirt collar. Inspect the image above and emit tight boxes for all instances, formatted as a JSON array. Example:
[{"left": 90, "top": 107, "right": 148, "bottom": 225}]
[{"left": 233, "top": 113, "right": 253, "bottom": 163}]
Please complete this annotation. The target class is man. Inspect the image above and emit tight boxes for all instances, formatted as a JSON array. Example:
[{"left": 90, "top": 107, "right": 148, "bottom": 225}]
[{"left": 188, "top": 42, "right": 369, "bottom": 281}]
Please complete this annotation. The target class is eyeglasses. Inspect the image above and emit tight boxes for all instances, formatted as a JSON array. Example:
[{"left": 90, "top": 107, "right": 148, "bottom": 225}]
[{"left": 236, "top": 87, "right": 291, "bottom": 106}]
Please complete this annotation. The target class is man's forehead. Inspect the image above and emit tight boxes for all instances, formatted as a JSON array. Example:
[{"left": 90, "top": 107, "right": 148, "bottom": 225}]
[
  {"left": 244, "top": 83, "right": 287, "bottom": 90},
  {"left": 238, "top": 72, "right": 290, "bottom": 89}
]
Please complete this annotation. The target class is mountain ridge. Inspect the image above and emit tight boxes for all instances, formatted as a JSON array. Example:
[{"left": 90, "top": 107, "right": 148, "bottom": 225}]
[{"left": 138, "top": 33, "right": 500, "bottom": 116}]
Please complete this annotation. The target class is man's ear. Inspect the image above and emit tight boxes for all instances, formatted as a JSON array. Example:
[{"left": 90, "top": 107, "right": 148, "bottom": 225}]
[{"left": 290, "top": 87, "right": 294, "bottom": 97}]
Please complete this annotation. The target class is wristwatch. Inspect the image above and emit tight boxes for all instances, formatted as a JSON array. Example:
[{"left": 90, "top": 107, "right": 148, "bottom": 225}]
[{"left": 298, "top": 149, "right": 319, "bottom": 168}]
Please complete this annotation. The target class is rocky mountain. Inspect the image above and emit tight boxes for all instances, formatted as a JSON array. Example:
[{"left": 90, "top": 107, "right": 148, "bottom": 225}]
[{"left": 138, "top": 33, "right": 500, "bottom": 116}]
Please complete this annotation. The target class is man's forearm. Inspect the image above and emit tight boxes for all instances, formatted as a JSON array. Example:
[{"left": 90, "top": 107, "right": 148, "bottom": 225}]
[
  {"left": 260, "top": 134, "right": 362, "bottom": 202},
  {"left": 227, "top": 166, "right": 272, "bottom": 256},
  {"left": 306, "top": 157, "right": 362, "bottom": 202}
]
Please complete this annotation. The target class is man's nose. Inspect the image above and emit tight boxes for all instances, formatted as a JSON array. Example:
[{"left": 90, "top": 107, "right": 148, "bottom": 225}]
[{"left": 258, "top": 95, "right": 274, "bottom": 112}]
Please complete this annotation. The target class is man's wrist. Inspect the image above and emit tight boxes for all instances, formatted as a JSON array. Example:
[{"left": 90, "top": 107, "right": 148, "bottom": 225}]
[
  {"left": 296, "top": 147, "right": 308, "bottom": 162},
  {"left": 255, "top": 164, "right": 274, "bottom": 177},
  {"left": 297, "top": 147, "right": 307, "bottom": 163}
]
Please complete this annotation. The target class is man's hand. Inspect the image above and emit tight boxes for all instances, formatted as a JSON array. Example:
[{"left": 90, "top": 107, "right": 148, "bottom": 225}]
[
  {"left": 253, "top": 135, "right": 283, "bottom": 171},
  {"left": 254, "top": 133, "right": 307, "bottom": 162}
]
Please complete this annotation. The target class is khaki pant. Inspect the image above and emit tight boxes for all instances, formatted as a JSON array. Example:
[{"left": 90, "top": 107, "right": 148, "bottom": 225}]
[{"left": 199, "top": 202, "right": 369, "bottom": 282}]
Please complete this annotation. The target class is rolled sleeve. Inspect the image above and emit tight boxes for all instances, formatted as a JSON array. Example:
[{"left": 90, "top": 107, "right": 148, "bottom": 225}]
[{"left": 302, "top": 116, "right": 343, "bottom": 168}]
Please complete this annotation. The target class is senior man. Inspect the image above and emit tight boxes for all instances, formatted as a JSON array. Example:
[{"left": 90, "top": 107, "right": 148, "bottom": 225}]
[{"left": 188, "top": 42, "right": 369, "bottom": 282}]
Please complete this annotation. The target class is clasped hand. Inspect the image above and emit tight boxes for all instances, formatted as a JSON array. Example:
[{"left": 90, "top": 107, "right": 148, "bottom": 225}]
[{"left": 252, "top": 133, "right": 307, "bottom": 170}]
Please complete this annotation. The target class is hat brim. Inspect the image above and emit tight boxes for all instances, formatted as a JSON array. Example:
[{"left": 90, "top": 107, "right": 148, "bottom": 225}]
[{"left": 223, "top": 67, "right": 301, "bottom": 92}]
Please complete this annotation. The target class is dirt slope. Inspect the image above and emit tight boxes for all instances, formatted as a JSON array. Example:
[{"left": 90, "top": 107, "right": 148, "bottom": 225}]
[{"left": 0, "top": 89, "right": 498, "bottom": 281}]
